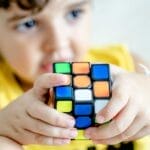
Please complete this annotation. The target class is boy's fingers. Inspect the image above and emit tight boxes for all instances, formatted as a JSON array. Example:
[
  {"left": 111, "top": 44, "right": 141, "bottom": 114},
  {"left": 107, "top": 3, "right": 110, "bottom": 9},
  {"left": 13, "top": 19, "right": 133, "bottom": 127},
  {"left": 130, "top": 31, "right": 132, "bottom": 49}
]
[
  {"left": 93, "top": 125, "right": 149, "bottom": 145},
  {"left": 24, "top": 115, "right": 77, "bottom": 139},
  {"left": 96, "top": 81, "right": 129, "bottom": 123},
  {"left": 85, "top": 101, "right": 137, "bottom": 140},
  {"left": 124, "top": 126, "right": 150, "bottom": 142},
  {"left": 19, "top": 129, "right": 70, "bottom": 145},
  {"left": 96, "top": 63, "right": 130, "bottom": 123},
  {"left": 33, "top": 73, "right": 70, "bottom": 97},
  {"left": 27, "top": 101, "right": 75, "bottom": 128},
  {"left": 94, "top": 116, "right": 146, "bottom": 145}
]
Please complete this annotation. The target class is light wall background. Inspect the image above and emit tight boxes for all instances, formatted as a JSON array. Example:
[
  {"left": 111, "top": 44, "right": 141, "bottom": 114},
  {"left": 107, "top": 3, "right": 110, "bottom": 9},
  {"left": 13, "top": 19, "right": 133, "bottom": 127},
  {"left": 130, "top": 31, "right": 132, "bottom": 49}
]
[{"left": 91, "top": 0, "right": 150, "bottom": 61}]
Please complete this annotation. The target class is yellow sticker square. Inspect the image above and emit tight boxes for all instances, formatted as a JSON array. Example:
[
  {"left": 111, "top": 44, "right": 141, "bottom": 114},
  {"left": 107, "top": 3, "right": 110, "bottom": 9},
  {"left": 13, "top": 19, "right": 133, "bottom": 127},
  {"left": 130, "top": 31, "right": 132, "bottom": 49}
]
[
  {"left": 56, "top": 101, "right": 72, "bottom": 113},
  {"left": 75, "top": 130, "right": 88, "bottom": 140}
]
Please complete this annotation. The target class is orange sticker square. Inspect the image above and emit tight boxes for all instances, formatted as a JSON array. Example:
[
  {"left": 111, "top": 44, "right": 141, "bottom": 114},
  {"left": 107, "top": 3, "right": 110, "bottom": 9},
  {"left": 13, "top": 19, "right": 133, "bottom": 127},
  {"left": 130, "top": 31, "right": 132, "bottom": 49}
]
[
  {"left": 93, "top": 81, "right": 110, "bottom": 98},
  {"left": 72, "top": 62, "right": 90, "bottom": 74},
  {"left": 73, "top": 75, "right": 91, "bottom": 88}
]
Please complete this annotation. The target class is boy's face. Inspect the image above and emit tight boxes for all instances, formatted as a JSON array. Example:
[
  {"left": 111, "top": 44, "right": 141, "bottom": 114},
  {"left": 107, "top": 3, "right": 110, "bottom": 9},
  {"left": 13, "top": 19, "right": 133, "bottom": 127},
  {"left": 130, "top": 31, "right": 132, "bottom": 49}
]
[{"left": 0, "top": 0, "right": 91, "bottom": 84}]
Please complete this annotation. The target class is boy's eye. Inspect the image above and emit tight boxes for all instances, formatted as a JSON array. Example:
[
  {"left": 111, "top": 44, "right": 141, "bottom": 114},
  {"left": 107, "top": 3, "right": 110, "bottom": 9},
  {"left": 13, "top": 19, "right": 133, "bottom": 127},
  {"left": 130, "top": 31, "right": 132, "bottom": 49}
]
[
  {"left": 66, "top": 8, "right": 83, "bottom": 22},
  {"left": 16, "top": 19, "right": 37, "bottom": 32}
]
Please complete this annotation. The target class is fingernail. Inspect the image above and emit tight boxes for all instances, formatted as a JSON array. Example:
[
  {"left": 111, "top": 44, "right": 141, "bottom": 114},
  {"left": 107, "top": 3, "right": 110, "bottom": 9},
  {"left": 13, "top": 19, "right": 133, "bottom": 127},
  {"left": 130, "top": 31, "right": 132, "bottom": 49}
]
[
  {"left": 59, "top": 75, "right": 70, "bottom": 84},
  {"left": 59, "top": 75, "right": 68, "bottom": 82},
  {"left": 67, "top": 119, "right": 75, "bottom": 127},
  {"left": 70, "top": 129, "right": 78, "bottom": 138},
  {"left": 96, "top": 116, "right": 105, "bottom": 123}
]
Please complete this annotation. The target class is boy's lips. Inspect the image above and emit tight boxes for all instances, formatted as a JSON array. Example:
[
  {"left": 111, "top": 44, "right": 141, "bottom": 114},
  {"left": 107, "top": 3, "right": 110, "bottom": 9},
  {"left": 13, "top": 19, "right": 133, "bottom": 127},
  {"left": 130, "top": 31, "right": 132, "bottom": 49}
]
[
  {"left": 41, "top": 63, "right": 53, "bottom": 72},
  {"left": 40, "top": 59, "right": 73, "bottom": 73}
]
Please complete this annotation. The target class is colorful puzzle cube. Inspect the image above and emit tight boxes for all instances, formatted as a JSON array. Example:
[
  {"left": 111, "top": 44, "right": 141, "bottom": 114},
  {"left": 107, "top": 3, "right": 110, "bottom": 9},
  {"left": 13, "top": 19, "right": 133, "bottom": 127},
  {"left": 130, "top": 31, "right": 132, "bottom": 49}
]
[{"left": 53, "top": 62, "right": 111, "bottom": 140}]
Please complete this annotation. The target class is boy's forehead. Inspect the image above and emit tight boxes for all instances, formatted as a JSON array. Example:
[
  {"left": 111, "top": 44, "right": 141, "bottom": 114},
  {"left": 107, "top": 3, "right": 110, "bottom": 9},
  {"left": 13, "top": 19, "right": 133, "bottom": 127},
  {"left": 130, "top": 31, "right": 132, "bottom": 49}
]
[
  {"left": 44, "top": 0, "right": 91, "bottom": 10},
  {"left": 9, "top": 0, "right": 90, "bottom": 9},
  {"left": 49, "top": 0, "right": 90, "bottom": 5},
  {"left": 43, "top": 0, "right": 91, "bottom": 11}
]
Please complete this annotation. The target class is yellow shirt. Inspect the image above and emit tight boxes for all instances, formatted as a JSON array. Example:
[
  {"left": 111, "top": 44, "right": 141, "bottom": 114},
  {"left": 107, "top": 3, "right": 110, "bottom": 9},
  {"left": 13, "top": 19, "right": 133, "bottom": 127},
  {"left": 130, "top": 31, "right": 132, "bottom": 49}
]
[{"left": 0, "top": 45, "right": 149, "bottom": 150}]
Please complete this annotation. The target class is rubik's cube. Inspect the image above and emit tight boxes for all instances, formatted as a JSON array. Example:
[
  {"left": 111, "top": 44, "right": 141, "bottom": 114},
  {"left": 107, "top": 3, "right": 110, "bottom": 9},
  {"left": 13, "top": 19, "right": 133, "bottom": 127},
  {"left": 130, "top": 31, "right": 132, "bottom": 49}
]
[{"left": 53, "top": 62, "right": 111, "bottom": 140}]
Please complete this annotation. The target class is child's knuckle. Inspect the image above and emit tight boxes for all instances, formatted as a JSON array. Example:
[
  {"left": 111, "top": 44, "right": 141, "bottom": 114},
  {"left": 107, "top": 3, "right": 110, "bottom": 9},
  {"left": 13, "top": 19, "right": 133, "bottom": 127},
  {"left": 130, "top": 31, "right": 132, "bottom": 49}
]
[{"left": 34, "top": 134, "right": 44, "bottom": 144}]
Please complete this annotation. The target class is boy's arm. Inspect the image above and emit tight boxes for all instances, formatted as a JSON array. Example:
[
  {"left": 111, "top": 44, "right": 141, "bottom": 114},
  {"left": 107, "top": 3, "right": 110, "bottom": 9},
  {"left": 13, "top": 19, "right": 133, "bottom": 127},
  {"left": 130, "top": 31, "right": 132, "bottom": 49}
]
[
  {"left": 131, "top": 53, "right": 150, "bottom": 73},
  {"left": 0, "top": 136, "right": 23, "bottom": 150}
]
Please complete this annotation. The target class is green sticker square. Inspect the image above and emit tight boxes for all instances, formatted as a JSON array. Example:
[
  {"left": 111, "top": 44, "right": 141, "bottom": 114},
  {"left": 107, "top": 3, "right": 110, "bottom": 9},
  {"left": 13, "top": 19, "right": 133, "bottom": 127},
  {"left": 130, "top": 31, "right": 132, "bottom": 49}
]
[{"left": 54, "top": 63, "right": 71, "bottom": 74}]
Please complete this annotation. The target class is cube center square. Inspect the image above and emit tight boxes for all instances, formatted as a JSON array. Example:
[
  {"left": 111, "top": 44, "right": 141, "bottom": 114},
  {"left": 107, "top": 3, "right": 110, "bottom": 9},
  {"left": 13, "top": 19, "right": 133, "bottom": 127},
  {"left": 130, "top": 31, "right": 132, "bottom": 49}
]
[
  {"left": 53, "top": 62, "right": 111, "bottom": 140},
  {"left": 73, "top": 75, "right": 91, "bottom": 88}
]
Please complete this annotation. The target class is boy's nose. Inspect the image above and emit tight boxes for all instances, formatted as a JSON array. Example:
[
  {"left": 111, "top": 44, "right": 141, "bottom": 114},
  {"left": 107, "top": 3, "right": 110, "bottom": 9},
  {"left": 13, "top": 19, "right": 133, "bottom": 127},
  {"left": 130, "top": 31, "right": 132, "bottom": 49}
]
[
  {"left": 41, "top": 21, "right": 73, "bottom": 61},
  {"left": 42, "top": 20, "right": 69, "bottom": 53}
]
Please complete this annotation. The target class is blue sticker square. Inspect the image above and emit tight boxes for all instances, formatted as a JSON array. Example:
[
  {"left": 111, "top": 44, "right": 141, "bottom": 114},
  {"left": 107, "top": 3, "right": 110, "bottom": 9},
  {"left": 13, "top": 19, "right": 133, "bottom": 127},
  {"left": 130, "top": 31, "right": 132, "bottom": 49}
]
[
  {"left": 55, "top": 86, "right": 73, "bottom": 99},
  {"left": 74, "top": 104, "right": 93, "bottom": 116},
  {"left": 91, "top": 64, "right": 109, "bottom": 80},
  {"left": 75, "top": 117, "right": 92, "bottom": 129}
]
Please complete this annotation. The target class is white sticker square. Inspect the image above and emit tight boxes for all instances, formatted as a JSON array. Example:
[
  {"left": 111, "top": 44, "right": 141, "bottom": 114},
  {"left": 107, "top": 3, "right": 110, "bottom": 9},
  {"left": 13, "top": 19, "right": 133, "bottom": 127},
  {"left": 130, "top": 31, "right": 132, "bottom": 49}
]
[{"left": 75, "top": 89, "right": 93, "bottom": 102}]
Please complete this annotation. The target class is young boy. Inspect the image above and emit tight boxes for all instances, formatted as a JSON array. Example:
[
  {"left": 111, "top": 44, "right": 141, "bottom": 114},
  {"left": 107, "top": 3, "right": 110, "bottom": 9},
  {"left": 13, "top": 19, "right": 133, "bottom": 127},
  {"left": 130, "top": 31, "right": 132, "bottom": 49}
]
[{"left": 0, "top": 0, "right": 150, "bottom": 150}]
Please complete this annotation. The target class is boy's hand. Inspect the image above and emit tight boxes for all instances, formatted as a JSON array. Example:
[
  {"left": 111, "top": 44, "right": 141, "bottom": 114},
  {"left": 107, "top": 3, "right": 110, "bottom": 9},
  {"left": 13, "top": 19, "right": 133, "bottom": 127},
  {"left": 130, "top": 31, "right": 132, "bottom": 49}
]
[
  {"left": 85, "top": 65, "right": 150, "bottom": 144},
  {"left": 0, "top": 73, "right": 77, "bottom": 145}
]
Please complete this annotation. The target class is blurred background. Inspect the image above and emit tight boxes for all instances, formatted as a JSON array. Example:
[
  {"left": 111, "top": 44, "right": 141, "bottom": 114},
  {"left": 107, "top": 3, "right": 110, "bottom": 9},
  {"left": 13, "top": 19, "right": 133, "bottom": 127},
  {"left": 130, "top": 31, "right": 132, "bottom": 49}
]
[{"left": 91, "top": 0, "right": 150, "bottom": 61}]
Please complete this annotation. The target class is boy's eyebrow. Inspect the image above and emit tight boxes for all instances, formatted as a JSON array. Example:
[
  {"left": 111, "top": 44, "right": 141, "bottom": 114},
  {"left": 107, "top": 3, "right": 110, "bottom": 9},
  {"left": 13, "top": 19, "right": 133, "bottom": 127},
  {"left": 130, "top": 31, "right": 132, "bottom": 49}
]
[
  {"left": 66, "top": 0, "right": 91, "bottom": 9},
  {"left": 8, "top": 15, "right": 29, "bottom": 22}
]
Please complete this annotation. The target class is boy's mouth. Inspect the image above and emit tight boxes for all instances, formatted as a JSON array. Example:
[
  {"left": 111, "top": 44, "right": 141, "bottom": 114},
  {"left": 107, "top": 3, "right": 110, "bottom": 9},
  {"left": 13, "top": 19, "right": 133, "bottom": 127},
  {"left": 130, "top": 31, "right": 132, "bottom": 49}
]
[
  {"left": 40, "top": 59, "right": 73, "bottom": 73},
  {"left": 41, "top": 63, "right": 53, "bottom": 73}
]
